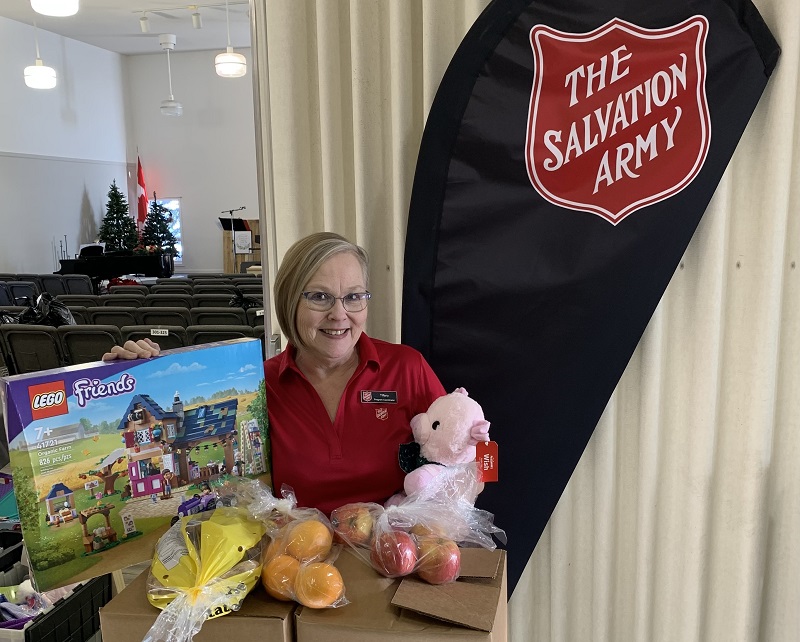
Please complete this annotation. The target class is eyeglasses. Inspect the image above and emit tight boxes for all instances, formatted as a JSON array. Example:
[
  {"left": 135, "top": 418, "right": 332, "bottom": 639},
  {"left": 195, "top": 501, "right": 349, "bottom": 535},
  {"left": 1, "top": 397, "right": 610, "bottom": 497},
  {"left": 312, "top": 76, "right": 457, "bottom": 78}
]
[{"left": 301, "top": 291, "right": 371, "bottom": 312}]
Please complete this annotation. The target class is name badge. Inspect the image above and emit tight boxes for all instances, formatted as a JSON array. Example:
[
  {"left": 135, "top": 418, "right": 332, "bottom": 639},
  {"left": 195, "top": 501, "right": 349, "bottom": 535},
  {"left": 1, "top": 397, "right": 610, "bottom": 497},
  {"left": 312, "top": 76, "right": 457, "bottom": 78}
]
[{"left": 360, "top": 390, "right": 398, "bottom": 404}]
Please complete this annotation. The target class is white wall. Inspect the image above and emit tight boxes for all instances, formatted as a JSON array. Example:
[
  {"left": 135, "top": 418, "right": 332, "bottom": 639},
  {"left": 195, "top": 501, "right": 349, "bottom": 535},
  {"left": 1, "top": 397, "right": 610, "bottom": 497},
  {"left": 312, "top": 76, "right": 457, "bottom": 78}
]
[
  {"left": 0, "top": 16, "right": 258, "bottom": 275},
  {"left": 0, "top": 17, "right": 128, "bottom": 273},
  {"left": 125, "top": 49, "right": 258, "bottom": 273}
]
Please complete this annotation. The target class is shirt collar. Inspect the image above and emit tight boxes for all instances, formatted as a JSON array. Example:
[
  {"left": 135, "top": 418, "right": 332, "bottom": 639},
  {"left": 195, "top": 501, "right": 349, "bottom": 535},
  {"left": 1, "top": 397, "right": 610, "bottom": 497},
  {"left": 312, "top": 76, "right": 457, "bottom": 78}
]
[{"left": 278, "top": 333, "right": 380, "bottom": 379}]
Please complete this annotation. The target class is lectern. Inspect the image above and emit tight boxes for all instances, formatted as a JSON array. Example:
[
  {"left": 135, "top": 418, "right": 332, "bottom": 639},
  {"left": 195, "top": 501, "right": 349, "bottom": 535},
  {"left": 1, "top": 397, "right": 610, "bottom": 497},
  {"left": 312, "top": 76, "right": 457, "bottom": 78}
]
[{"left": 218, "top": 217, "right": 260, "bottom": 273}]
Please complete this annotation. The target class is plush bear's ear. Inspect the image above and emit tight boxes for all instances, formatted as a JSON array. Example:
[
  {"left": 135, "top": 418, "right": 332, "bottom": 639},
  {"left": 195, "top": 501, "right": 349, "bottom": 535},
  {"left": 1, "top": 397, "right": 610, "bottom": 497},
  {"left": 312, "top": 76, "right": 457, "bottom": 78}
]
[
  {"left": 469, "top": 419, "right": 491, "bottom": 444},
  {"left": 452, "top": 387, "right": 469, "bottom": 396}
]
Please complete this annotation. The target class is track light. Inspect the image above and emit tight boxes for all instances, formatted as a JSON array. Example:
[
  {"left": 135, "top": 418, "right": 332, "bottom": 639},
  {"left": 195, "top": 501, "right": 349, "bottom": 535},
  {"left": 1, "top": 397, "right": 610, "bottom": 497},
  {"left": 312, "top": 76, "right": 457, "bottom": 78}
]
[
  {"left": 139, "top": 13, "right": 149, "bottom": 33},
  {"left": 191, "top": 10, "right": 202, "bottom": 29}
]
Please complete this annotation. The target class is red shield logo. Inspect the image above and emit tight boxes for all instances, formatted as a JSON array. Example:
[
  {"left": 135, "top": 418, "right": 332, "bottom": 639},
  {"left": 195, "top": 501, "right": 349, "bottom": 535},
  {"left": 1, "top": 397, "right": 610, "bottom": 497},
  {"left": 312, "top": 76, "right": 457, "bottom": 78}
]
[
  {"left": 526, "top": 16, "right": 710, "bottom": 224},
  {"left": 375, "top": 407, "right": 388, "bottom": 421}
]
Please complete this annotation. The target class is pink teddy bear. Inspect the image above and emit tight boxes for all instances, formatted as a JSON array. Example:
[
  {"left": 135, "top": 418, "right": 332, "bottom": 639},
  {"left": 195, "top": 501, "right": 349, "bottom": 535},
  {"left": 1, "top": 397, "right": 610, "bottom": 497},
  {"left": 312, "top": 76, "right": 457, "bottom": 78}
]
[{"left": 398, "top": 388, "right": 491, "bottom": 501}]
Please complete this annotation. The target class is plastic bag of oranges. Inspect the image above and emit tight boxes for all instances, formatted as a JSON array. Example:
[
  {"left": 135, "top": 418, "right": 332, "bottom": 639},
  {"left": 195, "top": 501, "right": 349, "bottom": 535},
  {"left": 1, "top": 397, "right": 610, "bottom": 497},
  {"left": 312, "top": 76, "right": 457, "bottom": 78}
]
[
  {"left": 258, "top": 487, "right": 348, "bottom": 609},
  {"left": 331, "top": 463, "right": 506, "bottom": 584},
  {"left": 144, "top": 505, "right": 266, "bottom": 642},
  {"left": 218, "top": 477, "right": 349, "bottom": 609}
]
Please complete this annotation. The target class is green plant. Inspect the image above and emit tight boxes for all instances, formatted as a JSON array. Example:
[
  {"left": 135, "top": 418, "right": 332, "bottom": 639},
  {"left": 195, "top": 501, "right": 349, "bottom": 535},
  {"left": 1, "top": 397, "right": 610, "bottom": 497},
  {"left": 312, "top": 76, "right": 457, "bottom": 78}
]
[
  {"left": 98, "top": 180, "right": 139, "bottom": 251},
  {"left": 140, "top": 192, "right": 178, "bottom": 253}
]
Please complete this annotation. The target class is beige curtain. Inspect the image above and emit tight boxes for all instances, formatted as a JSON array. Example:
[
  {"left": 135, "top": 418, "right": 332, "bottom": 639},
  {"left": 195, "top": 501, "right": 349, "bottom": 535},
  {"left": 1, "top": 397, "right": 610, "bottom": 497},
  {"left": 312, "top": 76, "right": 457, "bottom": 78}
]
[{"left": 251, "top": 0, "right": 799, "bottom": 640}]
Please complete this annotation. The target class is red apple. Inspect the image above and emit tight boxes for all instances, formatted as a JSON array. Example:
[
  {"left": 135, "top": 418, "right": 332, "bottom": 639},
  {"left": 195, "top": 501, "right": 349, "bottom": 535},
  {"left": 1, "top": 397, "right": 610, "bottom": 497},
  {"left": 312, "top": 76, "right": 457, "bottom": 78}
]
[
  {"left": 416, "top": 536, "right": 461, "bottom": 584},
  {"left": 370, "top": 530, "right": 418, "bottom": 577},
  {"left": 331, "top": 506, "right": 374, "bottom": 546}
]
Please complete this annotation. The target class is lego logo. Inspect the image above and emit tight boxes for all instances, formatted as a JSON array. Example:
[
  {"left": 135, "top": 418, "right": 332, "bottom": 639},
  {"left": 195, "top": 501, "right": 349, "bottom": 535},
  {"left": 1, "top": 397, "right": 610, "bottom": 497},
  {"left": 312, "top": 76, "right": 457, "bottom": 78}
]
[
  {"left": 32, "top": 391, "right": 65, "bottom": 409},
  {"left": 29, "top": 381, "right": 69, "bottom": 420}
]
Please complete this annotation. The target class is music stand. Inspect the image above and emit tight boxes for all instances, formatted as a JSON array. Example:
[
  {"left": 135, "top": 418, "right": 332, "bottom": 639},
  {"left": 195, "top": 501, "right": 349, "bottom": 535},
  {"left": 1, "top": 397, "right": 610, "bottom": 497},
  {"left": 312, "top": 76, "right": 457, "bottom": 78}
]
[{"left": 219, "top": 216, "right": 248, "bottom": 273}]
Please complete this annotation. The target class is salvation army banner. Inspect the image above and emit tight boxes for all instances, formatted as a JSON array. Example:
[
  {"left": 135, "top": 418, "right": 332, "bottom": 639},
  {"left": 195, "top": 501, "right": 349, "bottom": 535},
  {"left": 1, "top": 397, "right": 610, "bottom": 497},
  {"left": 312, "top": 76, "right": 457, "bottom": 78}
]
[{"left": 402, "top": 0, "right": 779, "bottom": 592}]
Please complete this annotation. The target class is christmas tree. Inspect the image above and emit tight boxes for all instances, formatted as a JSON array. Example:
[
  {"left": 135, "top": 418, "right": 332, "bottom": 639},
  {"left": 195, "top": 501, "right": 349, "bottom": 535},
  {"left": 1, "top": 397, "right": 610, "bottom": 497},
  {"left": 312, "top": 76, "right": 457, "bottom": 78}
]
[
  {"left": 140, "top": 192, "right": 178, "bottom": 253},
  {"left": 97, "top": 180, "right": 139, "bottom": 251}
]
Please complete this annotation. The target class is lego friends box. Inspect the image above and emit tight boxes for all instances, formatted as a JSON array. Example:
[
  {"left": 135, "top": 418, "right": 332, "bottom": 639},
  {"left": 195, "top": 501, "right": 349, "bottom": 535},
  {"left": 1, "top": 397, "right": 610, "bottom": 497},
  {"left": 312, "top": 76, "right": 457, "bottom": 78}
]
[{"left": 0, "top": 338, "right": 270, "bottom": 591}]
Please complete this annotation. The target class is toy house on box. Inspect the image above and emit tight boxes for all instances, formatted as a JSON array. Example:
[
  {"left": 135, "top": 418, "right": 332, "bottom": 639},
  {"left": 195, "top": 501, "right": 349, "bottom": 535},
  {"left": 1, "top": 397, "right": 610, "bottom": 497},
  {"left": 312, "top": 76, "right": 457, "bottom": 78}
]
[{"left": 118, "top": 392, "right": 240, "bottom": 497}]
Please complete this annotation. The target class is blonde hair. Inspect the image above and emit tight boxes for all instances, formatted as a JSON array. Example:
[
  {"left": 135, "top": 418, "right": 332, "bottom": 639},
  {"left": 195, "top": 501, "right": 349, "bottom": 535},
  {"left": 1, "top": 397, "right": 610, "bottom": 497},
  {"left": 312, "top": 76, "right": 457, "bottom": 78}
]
[{"left": 273, "top": 232, "right": 369, "bottom": 349}]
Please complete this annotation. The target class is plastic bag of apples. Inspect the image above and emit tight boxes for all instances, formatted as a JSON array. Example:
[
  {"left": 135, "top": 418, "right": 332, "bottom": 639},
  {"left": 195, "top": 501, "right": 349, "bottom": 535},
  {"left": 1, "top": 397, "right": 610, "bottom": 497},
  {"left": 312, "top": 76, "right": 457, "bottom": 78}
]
[
  {"left": 331, "top": 463, "right": 505, "bottom": 584},
  {"left": 234, "top": 480, "right": 349, "bottom": 609}
]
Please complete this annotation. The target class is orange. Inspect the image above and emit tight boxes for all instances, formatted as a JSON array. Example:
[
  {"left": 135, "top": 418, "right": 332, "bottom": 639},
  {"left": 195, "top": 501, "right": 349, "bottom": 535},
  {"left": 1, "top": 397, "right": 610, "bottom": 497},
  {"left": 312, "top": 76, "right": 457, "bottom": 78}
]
[
  {"left": 264, "top": 535, "right": 286, "bottom": 563},
  {"left": 294, "top": 562, "right": 344, "bottom": 608},
  {"left": 262, "top": 554, "right": 300, "bottom": 601},
  {"left": 285, "top": 519, "right": 333, "bottom": 563}
]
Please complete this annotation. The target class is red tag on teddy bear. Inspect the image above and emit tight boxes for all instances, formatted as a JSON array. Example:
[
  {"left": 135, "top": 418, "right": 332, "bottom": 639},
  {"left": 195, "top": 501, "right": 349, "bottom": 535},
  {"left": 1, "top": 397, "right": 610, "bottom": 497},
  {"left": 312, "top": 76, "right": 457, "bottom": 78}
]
[{"left": 476, "top": 441, "right": 498, "bottom": 482}]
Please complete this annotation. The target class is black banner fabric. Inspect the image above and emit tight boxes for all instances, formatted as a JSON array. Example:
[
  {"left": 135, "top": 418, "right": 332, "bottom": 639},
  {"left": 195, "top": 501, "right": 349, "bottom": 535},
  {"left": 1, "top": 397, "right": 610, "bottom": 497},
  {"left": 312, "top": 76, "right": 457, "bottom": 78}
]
[{"left": 402, "top": 0, "right": 779, "bottom": 593}]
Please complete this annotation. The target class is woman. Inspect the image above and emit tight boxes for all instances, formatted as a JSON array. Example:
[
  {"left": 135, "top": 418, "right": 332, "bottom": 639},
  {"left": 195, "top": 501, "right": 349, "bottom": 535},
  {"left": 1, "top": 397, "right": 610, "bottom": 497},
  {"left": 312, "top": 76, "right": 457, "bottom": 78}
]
[{"left": 104, "top": 232, "right": 446, "bottom": 514}]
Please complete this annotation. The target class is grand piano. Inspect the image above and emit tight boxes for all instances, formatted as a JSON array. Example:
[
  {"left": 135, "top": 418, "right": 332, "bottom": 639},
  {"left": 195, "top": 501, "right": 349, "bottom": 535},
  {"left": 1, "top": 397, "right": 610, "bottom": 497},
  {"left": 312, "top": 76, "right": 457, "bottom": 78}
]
[{"left": 57, "top": 252, "right": 174, "bottom": 281}]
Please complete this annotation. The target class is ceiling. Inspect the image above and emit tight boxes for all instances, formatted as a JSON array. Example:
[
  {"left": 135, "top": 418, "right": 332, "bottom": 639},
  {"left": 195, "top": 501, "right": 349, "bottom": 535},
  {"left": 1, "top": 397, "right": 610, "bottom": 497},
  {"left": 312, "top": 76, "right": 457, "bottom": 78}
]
[{"left": 0, "top": 0, "right": 251, "bottom": 55}]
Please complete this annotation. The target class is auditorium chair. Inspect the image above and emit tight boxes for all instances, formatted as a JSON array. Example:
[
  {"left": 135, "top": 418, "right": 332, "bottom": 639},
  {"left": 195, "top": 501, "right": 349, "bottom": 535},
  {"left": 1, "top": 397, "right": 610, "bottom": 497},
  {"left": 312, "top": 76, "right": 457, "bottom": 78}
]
[
  {"left": 191, "top": 294, "right": 234, "bottom": 308},
  {"left": 66, "top": 306, "right": 90, "bottom": 325},
  {"left": 189, "top": 307, "right": 248, "bottom": 326},
  {"left": 6, "top": 281, "right": 39, "bottom": 306},
  {"left": 15, "top": 274, "right": 45, "bottom": 293},
  {"left": 98, "top": 294, "right": 146, "bottom": 307},
  {"left": 252, "top": 325, "right": 267, "bottom": 360},
  {"left": 56, "top": 294, "right": 100, "bottom": 308},
  {"left": 0, "top": 283, "right": 13, "bottom": 307},
  {"left": 62, "top": 274, "right": 94, "bottom": 295},
  {"left": 58, "top": 325, "right": 122, "bottom": 365},
  {"left": 150, "top": 284, "right": 193, "bottom": 295},
  {"left": 235, "top": 284, "right": 264, "bottom": 295},
  {"left": 192, "top": 284, "right": 239, "bottom": 295},
  {"left": 134, "top": 307, "right": 192, "bottom": 328},
  {"left": 87, "top": 307, "right": 138, "bottom": 328},
  {"left": 121, "top": 325, "right": 188, "bottom": 351},
  {"left": 0, "top": 324, "right": 66, "bottom": 374},
  {"left": 144, "top": 294, "right": 193, "bottom": 308},
  {"left": 246, "top": 308, "right": 265, "bottom": 327},
  {"left": 186, "top": 325, "right": 254, "bottom": 345},
  {"left": 191, "top": 278, "right": 230, "bottom": 285},
  {"left": 39, "top": 274, "right": 68, "bottom": 297},
  {"left": 108, "top": 285, "right": 149, "bottom": 296}
]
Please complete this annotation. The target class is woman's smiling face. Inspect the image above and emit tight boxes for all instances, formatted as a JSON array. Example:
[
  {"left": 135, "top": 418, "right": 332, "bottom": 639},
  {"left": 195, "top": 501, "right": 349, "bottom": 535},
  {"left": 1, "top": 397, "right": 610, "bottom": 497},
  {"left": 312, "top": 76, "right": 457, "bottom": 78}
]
[{"left": 295, "top": 251, "right": 368, "bottom": 367}]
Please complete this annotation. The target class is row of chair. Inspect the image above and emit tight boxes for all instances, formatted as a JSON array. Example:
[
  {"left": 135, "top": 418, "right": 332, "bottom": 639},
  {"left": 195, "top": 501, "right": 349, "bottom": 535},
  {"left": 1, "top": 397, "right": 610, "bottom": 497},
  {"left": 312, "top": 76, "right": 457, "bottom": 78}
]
[
  {"left": 108, "top": 283, "right": 264, "bottom": 296},
  {"left": 158, "top": 273, "right": 259, "bottom": 281},
  {"left": 0, "top": 324, "right": 266, "bottom": 375},
  {"left": 0, "top": 273, "right": 262, "bottom": 300},
  {"left": 1, "top": 305, "right": 265, "bottom": 329},
  {"left": 56, "top": 293, "right": 262, "bottom": 309},
  {"left": 0, "top": 274, "right": 94, "bottom": 305}
]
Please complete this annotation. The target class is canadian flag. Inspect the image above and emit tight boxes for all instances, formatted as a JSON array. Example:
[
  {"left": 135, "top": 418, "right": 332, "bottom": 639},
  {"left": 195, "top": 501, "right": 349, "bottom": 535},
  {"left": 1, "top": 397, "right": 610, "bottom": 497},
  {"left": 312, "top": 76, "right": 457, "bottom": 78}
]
[{"left": 136, "top": 157, "right": 148, "bottom": 230}]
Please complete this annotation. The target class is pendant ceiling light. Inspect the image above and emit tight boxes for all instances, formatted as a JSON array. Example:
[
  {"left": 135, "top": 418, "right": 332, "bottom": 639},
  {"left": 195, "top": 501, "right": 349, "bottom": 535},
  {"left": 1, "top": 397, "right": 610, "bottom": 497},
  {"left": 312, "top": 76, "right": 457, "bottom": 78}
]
[
  {"left": 30, "top": 0, "right": 79, "bottom": 17},
  {"left": 159, "top": 34, "right": 182, "bottom": 116},
  {"left": 24, "top": 20, "right": 56, "bottom": 89},
  {"left": 215, "top": 0, "right": 246, "bottom": 78},
  {"left": 139, "top": 12, "right": 150, "bottom": 33}
]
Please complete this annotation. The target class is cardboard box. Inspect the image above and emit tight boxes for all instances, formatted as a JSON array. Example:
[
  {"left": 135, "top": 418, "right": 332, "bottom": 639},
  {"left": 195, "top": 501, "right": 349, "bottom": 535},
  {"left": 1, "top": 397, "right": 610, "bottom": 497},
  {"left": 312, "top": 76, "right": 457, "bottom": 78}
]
[
  {"left": 295, "top": 548, "right": 507, "bottom": 641},
  {"left": 100, "top": 568, "right": 295, "bottom": 642},
  {"left": 1, "top": 339, "right": 270, "bottom": 591}
]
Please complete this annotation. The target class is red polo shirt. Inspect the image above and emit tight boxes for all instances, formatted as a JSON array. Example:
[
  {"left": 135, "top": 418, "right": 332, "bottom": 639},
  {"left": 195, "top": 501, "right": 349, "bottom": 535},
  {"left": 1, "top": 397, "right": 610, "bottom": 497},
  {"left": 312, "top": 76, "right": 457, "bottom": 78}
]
[{"left": 265, "top": 334, "right": 446, "bottom": 515}]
